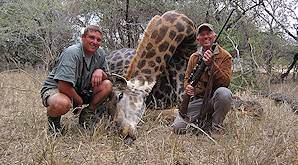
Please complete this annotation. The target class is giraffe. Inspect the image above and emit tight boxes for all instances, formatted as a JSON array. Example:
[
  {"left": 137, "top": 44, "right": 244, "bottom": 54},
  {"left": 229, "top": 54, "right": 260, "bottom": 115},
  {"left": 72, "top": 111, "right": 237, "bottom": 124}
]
[
  {"left": 108, "top": 47, "right": 192, "bottom": 109},
  {"left": 107, "top": 11, "right": 197, "bottom": 140}
]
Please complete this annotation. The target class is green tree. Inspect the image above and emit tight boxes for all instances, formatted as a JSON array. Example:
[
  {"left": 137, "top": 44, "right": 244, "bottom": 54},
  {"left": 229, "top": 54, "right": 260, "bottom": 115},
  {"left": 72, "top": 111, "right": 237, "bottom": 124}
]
[{"left": 0, "top": 0, "right": 75, "bottom": 70}]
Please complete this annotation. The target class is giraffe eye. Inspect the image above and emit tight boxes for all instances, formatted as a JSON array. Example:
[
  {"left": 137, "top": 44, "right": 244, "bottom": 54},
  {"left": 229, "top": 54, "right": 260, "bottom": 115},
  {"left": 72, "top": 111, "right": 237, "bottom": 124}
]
[{"left": 117, "top": 92, "right": 123, "bottom": 101}]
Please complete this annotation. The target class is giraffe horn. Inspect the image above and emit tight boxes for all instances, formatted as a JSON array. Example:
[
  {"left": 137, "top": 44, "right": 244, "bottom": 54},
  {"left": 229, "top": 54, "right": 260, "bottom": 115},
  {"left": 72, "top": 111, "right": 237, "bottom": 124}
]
[{"left": 109, "top": 73, "right": 128, "bottom": 88}]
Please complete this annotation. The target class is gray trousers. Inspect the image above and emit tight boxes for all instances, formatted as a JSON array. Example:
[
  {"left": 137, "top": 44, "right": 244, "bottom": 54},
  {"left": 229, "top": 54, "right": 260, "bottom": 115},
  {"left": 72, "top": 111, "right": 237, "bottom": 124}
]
[{"left": 172, "top": 87, "right": 232, "bottom": 133}]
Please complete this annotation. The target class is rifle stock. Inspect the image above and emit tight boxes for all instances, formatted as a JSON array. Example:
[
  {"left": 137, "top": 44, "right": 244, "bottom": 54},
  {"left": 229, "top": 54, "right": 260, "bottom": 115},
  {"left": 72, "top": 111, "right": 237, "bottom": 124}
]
[{"left": 179, "top": 94, "right": 191, "bottom": 119}]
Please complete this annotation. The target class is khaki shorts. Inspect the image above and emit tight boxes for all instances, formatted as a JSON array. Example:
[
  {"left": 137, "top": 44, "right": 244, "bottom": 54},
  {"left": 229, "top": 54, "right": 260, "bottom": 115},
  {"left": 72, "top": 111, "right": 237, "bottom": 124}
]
[{"left": 41, "top": 88, "right": 59, "bottom": 107}]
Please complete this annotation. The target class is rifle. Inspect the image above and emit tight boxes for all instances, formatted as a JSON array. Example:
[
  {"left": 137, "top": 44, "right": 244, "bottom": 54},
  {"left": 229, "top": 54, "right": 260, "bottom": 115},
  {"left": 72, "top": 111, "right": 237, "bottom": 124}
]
[{"left": 179, "top": 9, "right": 235, "bottom": 122}]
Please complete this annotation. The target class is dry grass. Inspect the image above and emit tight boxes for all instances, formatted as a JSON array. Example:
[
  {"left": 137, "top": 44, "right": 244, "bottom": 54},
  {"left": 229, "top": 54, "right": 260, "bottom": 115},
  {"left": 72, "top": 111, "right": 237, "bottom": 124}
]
[{"left": 0, "top": 69, "right": 297, "bottom": 164}]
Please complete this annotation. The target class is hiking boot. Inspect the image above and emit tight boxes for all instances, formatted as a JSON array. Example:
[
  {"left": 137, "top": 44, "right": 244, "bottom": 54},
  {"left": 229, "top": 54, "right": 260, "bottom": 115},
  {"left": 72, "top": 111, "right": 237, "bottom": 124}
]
[
  {"left": 48, "top": 116, "right": 63, "bottom": 136},
  {"left": 79, "top": 106, "right": 96, "bottom": 129},
  {"left": 191, "top": 119, "right": 213, "bottom": 135},
  {"left": 94, "top": 104, "right": 107, "bottom": 118}
]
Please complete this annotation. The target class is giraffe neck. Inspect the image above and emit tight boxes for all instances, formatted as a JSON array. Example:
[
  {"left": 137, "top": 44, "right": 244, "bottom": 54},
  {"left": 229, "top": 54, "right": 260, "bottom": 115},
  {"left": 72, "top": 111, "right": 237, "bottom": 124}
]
[
  {"left": 126, "top": 11, "right": 196, "bottom": 91},
  {"left": 125, "top": 15, "right": 161, "bottom": 82}
]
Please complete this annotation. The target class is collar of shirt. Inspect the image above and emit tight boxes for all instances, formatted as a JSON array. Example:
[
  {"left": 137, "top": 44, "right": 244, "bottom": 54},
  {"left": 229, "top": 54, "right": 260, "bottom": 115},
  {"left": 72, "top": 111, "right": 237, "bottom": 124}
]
[
  {"left": 80, "top": 42, "right": 96, "bottom": 58},
  {"left": 197, "top": 44, "right": 220, "bottom": 56}
]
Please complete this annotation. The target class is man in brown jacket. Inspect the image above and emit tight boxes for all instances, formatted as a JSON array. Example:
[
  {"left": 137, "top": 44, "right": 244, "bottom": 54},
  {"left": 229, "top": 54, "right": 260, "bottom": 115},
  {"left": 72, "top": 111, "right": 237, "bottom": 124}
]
[{"left": 172, "top": 23, "right": 233, "bottom": 134}]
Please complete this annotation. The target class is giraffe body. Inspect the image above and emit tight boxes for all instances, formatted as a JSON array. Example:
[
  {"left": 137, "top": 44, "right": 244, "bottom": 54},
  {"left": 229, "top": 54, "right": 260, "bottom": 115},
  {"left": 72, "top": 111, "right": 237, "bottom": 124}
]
[{"left": 107, "top": 11, "right": 197, "bottom": 139}]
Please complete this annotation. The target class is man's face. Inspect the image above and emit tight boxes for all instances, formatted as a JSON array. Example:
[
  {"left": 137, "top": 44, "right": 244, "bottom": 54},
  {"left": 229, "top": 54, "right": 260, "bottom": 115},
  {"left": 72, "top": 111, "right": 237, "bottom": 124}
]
[
  {"left": 197, "top": 27, "right": 216, "bottom": 49},
  {"left": 81, "top": 31, "right": 102, "bottom": 55}
]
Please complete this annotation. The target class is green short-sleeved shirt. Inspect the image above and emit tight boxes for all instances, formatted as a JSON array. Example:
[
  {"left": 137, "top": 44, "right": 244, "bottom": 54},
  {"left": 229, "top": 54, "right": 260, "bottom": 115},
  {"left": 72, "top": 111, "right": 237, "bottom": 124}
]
[{"left": 40, "top": 43, "right": 108, "bottom": 96}]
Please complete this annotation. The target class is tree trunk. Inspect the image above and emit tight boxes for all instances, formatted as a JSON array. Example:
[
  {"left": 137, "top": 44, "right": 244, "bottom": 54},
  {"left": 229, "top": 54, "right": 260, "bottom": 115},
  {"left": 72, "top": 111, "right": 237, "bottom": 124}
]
[{"left": 281, "top": 53, "right": 298, "bottom": 80}]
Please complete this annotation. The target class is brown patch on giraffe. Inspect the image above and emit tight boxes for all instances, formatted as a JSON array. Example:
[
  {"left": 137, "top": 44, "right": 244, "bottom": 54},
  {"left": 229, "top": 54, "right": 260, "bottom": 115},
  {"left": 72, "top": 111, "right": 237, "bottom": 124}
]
[
  {"left": 164, "top": 53, "right": 171, "bottom": 62},
  {"left": 155, "top": 25, "right": 169, "bottom": 44},
  {"left": 129, "top": 101, "right": 135, "bottom": 107},
  {"left": 160, "top": 65, "right": 165, "bottom": 72},
  {"left": 175, "top": 22, "right": 185, "bottom": 32},
  {"left": 169, "top": 70, "right": 177, "bottom": 77},
  {"left": 156, "top": 56, "right": 161, "bottom": 63},
  {"left": 181, "top": 17, "right": 194, "bottom": 28},
  {"left": 137, "top": 60, "right": 146, "bottom": 69},
  {"left": 164, "top": 84, "right": 172, "bottom": 93},
  {"left": 169, "top": 45, "right": 176, "bottom": 54},
  {"left": 154, "top": 66, "right": 159, "bottom": 72},
  {"left": 163, "top": 12, "right": 178, "bottom": 23},
  {"left": 110, "top": 64, "right": 115, "bottom": 71},
  {"left": 132, "top": 96, "right": 137, "bottom": 103},
  {"left": 134, "top": 70, "right": 139, "bottom": 77},
  {"left": 140, "top": 51, "right": 147, "bottom": 58},
  {"left": 175, "top": 34, "right": 184, "bottom": 43},
  {"left": 146, "top": 49, "right": 156, "bottom": 59},
  {"left": 146, "top": 43, "right": 153, "bottom": 50},
  {"left": 116, "top": 61, "right": 123, "bottom": 67},
  {"left": 129, "top": 96, "right": 133, "bottom": 101},
  {"left": 142, "top": 69, "right": 152, "bottom": 75},
  {"left": 186, "top": 25, "right": 193, "bottom": 34},
  {"left": 125, "top": 60, "right": 130, "bottom": 65},
  {"left": 125, "top": 52, "right": 131, "bottom": 58},
  {"left": 112, "top": 55, "right": 119, "bottom": 61},
  {"left": 169, "top": 30, "right": 176, "bottom": 40},
  {"left": 151, "top": 29, "right": 158, "bottom": 39},
  {"left": 156, "top": 19, "right": 162, "bottom": 26},
  {"left": 176, "top": 64, "right": 182, "bottom": 71},
  {"left": 148, "top": 61, "right": 156, "bottom": 67},
  {"left": 158, "top": 41, "right": 169, "bottom": 52},
  {"left": 153, "top": 90, "right": 163, "bottom": 98},
  {"left": 145, "top": 75, "right": 153, "bottom": 82}
]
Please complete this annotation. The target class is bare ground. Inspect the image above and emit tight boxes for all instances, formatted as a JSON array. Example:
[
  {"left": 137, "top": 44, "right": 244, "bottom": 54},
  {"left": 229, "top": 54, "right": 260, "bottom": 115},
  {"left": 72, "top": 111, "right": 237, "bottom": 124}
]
[{"left": 0, "top": 69, "right": 297, "bottom": 164}]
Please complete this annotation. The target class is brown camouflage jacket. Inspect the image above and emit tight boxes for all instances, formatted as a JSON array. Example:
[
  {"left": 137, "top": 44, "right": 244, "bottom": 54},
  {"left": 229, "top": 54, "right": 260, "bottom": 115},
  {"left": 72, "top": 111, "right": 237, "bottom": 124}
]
[{"left": 184, "top": 45, "right": 232, "bottom": 97}]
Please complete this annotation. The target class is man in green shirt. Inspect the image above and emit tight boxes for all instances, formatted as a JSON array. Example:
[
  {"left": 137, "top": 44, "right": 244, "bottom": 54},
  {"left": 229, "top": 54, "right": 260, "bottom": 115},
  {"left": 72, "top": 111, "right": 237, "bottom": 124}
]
[{"left": 41, "top": 25, "right": 112, "bottom": 135}]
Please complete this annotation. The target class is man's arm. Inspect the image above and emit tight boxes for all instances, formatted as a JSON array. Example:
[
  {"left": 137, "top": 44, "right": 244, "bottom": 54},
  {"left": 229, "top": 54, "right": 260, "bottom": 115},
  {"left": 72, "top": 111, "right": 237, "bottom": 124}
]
[
  {"left": 58, "top": 80, "right": 83, "bottom": 106},
  {"left": 212, "top": 50, "right": 232, "bottom": 87}
]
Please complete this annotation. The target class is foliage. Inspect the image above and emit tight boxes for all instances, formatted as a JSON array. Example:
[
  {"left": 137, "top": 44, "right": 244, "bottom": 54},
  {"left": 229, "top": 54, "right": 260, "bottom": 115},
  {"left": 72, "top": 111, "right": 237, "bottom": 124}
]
[
  {"left": 0, "top": 0, "right": 297, "bottom": 88},
  {"left": 0, "top": 0, "right": 75, "bottom": 70}
]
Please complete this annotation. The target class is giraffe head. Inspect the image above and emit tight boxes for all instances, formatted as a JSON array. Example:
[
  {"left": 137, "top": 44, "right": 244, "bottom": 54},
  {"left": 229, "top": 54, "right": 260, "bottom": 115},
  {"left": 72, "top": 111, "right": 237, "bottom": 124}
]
[
  {"left": 107, "top": 11, "right": 196, "bottom": 140},
  {"left": 107, "top": 74, "right": 155, "bottom": 139}
]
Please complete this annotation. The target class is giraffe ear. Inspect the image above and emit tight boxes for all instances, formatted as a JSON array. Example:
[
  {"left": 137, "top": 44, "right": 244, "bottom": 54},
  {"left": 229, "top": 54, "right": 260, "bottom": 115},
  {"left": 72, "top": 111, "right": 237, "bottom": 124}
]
[{"left": 109, "top": 73, "right": 128, "bottom": 89}]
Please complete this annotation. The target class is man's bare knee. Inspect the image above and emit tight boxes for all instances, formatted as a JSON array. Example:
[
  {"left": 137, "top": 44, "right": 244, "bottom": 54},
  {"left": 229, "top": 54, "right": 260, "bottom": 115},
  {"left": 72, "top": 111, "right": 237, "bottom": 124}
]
[
  {"left": 101, "top": 80, "right": 112, "bottom": 93},
  {"left": 47, "top": 93, "right": 71, "bottom": 116},
  {"left": 93, "top": 80, "right": 112, "bottom": 94}
]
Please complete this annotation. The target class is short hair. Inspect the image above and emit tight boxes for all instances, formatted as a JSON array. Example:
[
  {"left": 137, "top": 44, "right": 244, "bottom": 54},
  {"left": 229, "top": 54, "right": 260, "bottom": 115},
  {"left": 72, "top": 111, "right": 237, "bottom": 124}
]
[{"left": 82, "top": 25, "right": 102, "bottom": 36}]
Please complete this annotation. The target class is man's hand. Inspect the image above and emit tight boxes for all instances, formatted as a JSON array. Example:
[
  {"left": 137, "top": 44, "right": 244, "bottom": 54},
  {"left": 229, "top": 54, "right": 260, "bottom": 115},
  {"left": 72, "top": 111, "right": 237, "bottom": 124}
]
[
  {"left": 185, "top": 84, "right": 195, "bottom": 96},
  {"left": 202, "top": 50, "right": 212, "bottom": 65},
  {"left": 91, "top": 69, "right": 107, "bottom": 87},
  {"left": 57, "top": 80, "right": 83, "bottom": 106}
]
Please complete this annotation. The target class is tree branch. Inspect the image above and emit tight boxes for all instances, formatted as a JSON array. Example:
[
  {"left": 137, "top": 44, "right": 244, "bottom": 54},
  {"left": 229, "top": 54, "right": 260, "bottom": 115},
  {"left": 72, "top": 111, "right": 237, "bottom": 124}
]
[{"left": 260, "top": 1, "right": 298, "bottom": 41}]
